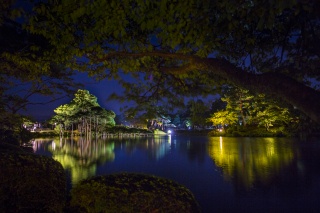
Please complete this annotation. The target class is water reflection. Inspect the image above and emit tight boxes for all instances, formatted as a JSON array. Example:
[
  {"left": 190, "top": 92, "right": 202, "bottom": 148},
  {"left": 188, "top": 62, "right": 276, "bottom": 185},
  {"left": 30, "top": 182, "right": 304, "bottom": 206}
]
[
  {"left": 174, "top": 137, "right": 207, "bottom": 163},
  {"left": 32, "top": 136, "right": 171, "bottom": 185},
  {"left": 122, "top": 136, "right": 171, "bottom": 160},
  {"left": 30, "top": 136, "right": 320, "bottom": 212},
  {"left": 208, "top": 137, "right": 297, "bottom": 191},
  {"left": 32, "top": 137, "right": 115, "bottom": 184}
]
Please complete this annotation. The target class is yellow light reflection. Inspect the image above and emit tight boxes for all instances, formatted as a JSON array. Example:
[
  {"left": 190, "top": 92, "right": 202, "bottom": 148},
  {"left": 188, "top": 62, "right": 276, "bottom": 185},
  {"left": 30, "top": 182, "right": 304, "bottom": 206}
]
[
  {"left": 33, "top": 138, "right": 115, "bottom": 185},
  {"left": 208, "top": 137, "right": 295, "bottom": 190},
  {"left": 32, "top": 136, "right": 171, "bottom": 184}
]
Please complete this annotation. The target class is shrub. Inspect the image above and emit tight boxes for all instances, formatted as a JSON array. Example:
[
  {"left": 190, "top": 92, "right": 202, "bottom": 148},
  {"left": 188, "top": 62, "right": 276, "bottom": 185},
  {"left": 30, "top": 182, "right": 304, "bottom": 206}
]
[
  {"left": 0, "top": 143, "right": 67, "bottom": 213},
  {"left": 0, "top": 129, "right": 19, "bottom": 145},
  {"left": 69, "top": 173, "right": 201, "bottom": 213}
]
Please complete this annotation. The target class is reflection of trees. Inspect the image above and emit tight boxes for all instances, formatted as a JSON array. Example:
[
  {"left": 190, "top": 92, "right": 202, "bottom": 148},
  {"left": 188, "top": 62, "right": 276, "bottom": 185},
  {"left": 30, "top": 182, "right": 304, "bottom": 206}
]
[
  {"left": 114, "top": 136, "right": 171, "bottom": 161},
  {"left": 176, "top": 137, "right": 207, "bottom": 163},
  {"left": 32, "top": 136, "right": 171, "bottom": 184},
  {"left": 148, "top": 136, "right": 171, "bottom": 160},
  {"left": 208, "top": 137, "right": 296, "bottom": 191},
  {"left": 32, "top": 138, "right": 115, "bottom": 185}
]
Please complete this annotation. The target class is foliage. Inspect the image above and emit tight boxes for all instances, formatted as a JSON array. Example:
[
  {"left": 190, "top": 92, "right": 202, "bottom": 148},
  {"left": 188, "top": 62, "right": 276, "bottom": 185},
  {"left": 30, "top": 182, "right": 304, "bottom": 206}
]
[
  {"left": 69, "top": 173, "right": 201, "bottom": 213},
  {"left": 0, "top": 143, "right": 67, "bottom": 212},
  {"left": 51, "top": 89, "right": 116, "bottom": 136},
  {"left": 254, "top": 104, "right": 293, "bottom": 131},
  {"left": 208, "top": 86, "right": 299, "bottom": 134},
  {"left": 0, "top": 2, "right": 79, "bottom": 132},
  {"left": 222, "top": 87, "right": 255, "bottom": 126},
  {"left": 20, "top": 0, "right": 320, "bottom": 123},
  {"left": 188, "top": 99, "right": 211, "bottom": 128},
  {"left": 0, "top": 129, "right": 19, "bottom": 145},
  {"left": 0, "top": 115, "right": 34, "bottom": 145},
  {"left": 208, "top": 110, "right": 238, "bottom": 127}
]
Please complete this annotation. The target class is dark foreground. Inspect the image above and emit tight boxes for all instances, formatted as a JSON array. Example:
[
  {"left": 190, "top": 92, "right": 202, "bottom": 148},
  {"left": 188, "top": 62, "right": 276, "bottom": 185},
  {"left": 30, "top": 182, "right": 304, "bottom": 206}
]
[{"left": 0, "top": 142, "right": 200, "bottom": 213}]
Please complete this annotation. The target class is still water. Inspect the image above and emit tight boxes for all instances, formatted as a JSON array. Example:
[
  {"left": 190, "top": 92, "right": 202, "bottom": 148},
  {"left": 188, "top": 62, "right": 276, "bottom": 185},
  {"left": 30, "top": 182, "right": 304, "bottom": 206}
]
[{"left": 32, "top": 136, "right": 320, "bottom": 213}]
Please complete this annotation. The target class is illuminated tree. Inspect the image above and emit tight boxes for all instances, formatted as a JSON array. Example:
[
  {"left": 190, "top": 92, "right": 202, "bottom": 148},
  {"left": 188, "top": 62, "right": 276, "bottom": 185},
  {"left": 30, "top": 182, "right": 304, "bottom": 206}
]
[
  {"left": 90, "top": 106, "right": 116, "bottom": 133},
  {"left": 5, "top": 0, "right": 320, "bottom": 124},
  {"left": 250, "top": 94, "right": 296, "bottom": 131},
  {"left": 51, "top": 103, "right": 77, "bottom": 136},
  {"left": 208, "top": 110, "right": 238, "bottom": 131},
  {"left": 222, "top": 88, "right": 255, "bottom": 127},
  {"left": 51, "top": 90, "right": 116, "bottom": 136},
  {"left": 209, "top": 86, "right": 297, "bottom": 132}
]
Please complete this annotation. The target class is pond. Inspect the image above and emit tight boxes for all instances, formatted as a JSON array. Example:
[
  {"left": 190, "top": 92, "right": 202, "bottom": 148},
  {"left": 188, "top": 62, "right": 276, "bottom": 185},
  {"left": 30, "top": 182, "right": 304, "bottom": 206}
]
[{"left": 31, "top": 135, "right": 320, "bottom": 213}]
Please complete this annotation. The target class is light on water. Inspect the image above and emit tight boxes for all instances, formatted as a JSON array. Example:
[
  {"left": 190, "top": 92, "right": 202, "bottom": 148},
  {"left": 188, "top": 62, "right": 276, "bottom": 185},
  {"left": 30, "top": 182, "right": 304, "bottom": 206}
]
[{"left": 31, "top": 136, "right": 320, "bottom": 212}]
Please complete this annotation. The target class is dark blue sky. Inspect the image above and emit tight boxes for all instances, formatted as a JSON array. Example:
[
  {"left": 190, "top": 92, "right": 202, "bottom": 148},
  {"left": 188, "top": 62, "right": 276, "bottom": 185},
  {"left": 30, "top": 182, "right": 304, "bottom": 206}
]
[
  {"left": 26, "top": 71, "right": 217, "bottom": 122},
  {"left": 26, "top": 72, "right": 127, "bottom": 121}
]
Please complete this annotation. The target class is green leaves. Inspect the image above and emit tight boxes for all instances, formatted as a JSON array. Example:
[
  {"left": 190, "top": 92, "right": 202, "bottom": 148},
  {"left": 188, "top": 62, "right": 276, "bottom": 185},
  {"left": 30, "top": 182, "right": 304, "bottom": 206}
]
[
  {"left": 209, "top": 86, "right": 297, "bottom": 131},
  {"left": 2, "top": 0, "right": 319, "bottom": 123},
  {"left": 51, "top": 89, "right": 116, "bottom": 132},
  {"left": 208, "top": 110, "right": 238, "bottom": 126}
]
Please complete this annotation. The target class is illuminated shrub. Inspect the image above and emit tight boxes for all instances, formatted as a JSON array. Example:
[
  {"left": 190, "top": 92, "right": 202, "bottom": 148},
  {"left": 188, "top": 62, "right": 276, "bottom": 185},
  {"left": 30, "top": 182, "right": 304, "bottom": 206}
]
[{"left": 70, "top": 173, "right": 201, "bottom": 213}]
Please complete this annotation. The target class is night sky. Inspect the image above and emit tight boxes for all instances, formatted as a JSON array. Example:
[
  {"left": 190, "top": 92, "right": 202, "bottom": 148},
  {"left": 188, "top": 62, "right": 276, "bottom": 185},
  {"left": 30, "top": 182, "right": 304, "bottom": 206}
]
[{"left": 26, "top": 72, "right": 127, "bottom": 121}]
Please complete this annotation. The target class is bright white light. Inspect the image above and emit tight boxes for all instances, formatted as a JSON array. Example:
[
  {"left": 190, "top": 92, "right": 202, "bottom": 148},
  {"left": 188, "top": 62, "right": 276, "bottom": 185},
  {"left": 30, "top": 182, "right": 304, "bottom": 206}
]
[
  {"left": 167, "top": 130, "right": 172, "bottom": 134},
  {"left": 52, "top": 141, "right": 56, "bottom": 151}
]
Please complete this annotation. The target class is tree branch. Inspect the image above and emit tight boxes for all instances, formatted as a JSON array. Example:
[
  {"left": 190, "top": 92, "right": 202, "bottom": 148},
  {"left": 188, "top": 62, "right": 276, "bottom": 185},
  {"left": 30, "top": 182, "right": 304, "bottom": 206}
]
[{"left": 96, "top": 51, "right": 320, "bottom": 123}]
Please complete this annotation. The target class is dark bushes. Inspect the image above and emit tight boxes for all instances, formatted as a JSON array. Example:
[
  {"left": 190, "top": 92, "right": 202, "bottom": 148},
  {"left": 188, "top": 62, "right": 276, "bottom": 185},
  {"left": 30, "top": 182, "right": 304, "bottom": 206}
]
[
  {"left": 0, "top": 143, "right": 200, "bottom": 212},
  {"left": 0, "top": 143, "right": 67, "bottom": 213},
  {"left": 69, "top": 173, "right": 201, "bottom": 213}
]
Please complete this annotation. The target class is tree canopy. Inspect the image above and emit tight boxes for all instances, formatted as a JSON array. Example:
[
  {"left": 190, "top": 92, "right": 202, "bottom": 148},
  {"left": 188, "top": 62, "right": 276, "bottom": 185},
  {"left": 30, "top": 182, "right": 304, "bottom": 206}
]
[
  {"left": 3, "top": 0, "right": 320, "bottom": 123},
  {"left": 51, "top": 89, "right": 116, "bottom": 136},
  {"left": 208, "top": 86, "right": 298, "bottom": 134},
  {"left": 0, "top": 1, "right": 79, "bottom": 129}
]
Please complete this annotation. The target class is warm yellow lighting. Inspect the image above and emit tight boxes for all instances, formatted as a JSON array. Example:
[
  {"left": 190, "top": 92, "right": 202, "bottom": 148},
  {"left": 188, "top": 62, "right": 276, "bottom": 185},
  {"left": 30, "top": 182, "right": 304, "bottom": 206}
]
[
  {"left": 207, "top": 137, "right": 294, "bottom": 189},
  {"left": 33, "top": 138, "right": 115, "bottom": 185}
]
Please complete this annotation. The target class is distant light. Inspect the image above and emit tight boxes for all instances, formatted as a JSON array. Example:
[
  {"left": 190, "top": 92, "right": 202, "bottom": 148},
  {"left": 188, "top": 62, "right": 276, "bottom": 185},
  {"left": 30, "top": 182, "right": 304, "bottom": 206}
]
[
  {"left": 218, "top": 129, "right": 223, "bottom": 132},
  {"left": 167, "top": 130, "right": 172, "bottom": 134},
  {"left": 52, "top": 141, "right": 56, "bottom": 151}
]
